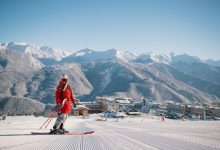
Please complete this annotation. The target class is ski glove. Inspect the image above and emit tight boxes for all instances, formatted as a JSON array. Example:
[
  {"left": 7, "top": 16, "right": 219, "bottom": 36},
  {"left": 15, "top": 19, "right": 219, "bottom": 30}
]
[{"left": 55, "top": 105, "right": 61, "bottom": 112}]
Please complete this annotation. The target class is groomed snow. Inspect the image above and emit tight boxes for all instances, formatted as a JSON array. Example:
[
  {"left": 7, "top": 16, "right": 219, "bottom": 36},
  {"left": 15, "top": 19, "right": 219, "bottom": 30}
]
[{"left": 0, "top": 115, "right": 220, "bottom": 150}]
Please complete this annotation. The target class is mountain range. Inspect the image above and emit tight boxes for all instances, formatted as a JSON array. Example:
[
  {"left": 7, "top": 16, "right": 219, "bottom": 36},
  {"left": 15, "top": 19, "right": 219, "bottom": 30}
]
[{"left": 1, "top": 42, "right": 220, "bottom": 113}]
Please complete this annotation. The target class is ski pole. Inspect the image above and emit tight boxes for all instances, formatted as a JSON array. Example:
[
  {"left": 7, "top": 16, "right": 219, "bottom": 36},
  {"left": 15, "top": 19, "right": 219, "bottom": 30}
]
[
  {"left": 39, "top": 110, "right": 57, "bottom": 129},
  {"left": 40, "top": 99, "right": 67, "bottom": 129},
  {"left": 43, "top": 101, "right": 67, "bottom": 129},
  {"left": 45, "top": 111, "right": 57, "bottom": 128}
]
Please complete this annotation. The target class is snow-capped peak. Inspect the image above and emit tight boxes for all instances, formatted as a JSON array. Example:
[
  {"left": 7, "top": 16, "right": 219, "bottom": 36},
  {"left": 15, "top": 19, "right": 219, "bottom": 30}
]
[
  {"left": 172, "top": 54, "right": 202, "bottom": 64},
  {"left": 74, "top": 49, "right": 94, "bottom": 57},
  {"left": 62, "top": 48, "right": 137, "bottom": 63},
  {"left": 3, "top": 42, "right": 70, "bottom": 61},
  {"left": 135, "top": 52, "right": 171, "bottom": 64},
  {"left": 116, "top": 50, "right": 137, "bottom": 62}
]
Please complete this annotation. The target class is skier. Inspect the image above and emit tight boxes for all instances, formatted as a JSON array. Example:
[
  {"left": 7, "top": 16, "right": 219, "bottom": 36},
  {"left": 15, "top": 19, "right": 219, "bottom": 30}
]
[{"left": 50, "top": 74, "right": 77, "bottom": 134}]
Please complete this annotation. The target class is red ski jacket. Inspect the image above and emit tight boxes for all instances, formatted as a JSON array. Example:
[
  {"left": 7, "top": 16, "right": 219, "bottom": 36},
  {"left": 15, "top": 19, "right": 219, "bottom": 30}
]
[{"left": 55, "top": 84, "right": 75, "bottom": 114}]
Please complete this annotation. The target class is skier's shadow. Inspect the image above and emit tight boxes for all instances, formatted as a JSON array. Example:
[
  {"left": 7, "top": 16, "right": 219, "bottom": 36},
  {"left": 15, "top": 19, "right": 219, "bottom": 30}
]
[{"left": 0, "top": 133, "right": 32, "bottom": 136}]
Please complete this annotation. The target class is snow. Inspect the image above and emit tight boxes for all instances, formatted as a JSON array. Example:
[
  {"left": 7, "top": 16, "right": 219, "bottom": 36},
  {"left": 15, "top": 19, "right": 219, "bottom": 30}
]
[
  {"left": 13, "top": 42, "right": 28, "bottom": 46},
  {"left": 115, "top": 99, "right": 131, "bottom": 104},
  {"left": 66, "top": 49, "right": 137, "bottom": 63},
  {"left": 0, "top": 45, "right": 5, "bottom": 51},
  {"left": 2, "top": 41, "right": 212, "bottom": 65},
  {"left": 136, "top": 52, "right": 172, "bottom": 65},
  {"left": 75, "top": 51, "right": 86, "bottom": 57},
  {"left": 0, "top": 115, "right": 220, "bottom": 150},
  {"left": 172, "top": 54, "right": 202, "bottom": 64},
  {"left": 116, "top": 50, "right": 137, "bottom": 62},
  {"left": 2, "top": 42, "right": 70, "bottom": 61}
]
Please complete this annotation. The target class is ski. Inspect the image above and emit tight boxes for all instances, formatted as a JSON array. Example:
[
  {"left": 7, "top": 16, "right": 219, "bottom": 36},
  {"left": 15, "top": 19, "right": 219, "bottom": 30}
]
[{"left": 31, "top": 131, "right": 95, "bottom": 135}]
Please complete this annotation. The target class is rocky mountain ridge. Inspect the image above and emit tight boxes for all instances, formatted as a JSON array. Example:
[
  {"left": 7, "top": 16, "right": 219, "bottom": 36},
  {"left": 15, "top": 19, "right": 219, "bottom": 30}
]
[{"left": 0, "top": 42, "right": 220, "bottom": 107}]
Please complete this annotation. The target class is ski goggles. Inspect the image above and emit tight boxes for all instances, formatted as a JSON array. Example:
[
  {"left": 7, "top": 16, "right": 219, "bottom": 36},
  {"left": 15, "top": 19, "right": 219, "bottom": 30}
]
[{"left": 61, "top": 78, "right": 67, "bottom": 83}]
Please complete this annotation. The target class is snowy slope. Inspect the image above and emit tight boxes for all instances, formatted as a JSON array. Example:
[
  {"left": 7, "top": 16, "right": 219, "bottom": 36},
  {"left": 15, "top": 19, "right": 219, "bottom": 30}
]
[
  {"left": 0, "top": 116, "right": 219, "bottom": 150},
  {"left": 135, "top": 52, "right": 172, "bottom": 64},
  {"left": 205, "top": 59, "right": 220, "bottom": 67},
  {"left": 115, "top": 50, "right": 137, "bottom": 62},
  {"left": 0, "top": 45, "right": 44, "bottom": 72},
  {"left": 172, "top": 54, "right": 203, "bottom": 64}
]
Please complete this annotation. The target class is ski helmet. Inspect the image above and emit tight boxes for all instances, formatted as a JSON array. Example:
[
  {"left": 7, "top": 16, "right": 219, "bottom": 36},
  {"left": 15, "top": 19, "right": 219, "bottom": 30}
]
[{"left": 61, "top": 74, "right": 68, "bottom": 83}]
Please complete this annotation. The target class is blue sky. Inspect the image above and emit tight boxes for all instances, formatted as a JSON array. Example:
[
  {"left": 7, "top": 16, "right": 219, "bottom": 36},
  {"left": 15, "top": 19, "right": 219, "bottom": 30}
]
[{"left": 0, "top": 0, "right": 220, "bottom": 59}]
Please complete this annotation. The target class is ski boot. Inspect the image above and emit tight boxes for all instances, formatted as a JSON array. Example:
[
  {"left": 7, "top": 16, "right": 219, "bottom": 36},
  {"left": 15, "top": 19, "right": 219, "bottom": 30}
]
[
  {"left": 49, "top": 125, "right": 65, "bottom": 134},
  {"left": 60, "top": 123, "right": 69, "bottom": 133},
  {"left": 49, "top": 125, "right": 57, "bottom": 134}
]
